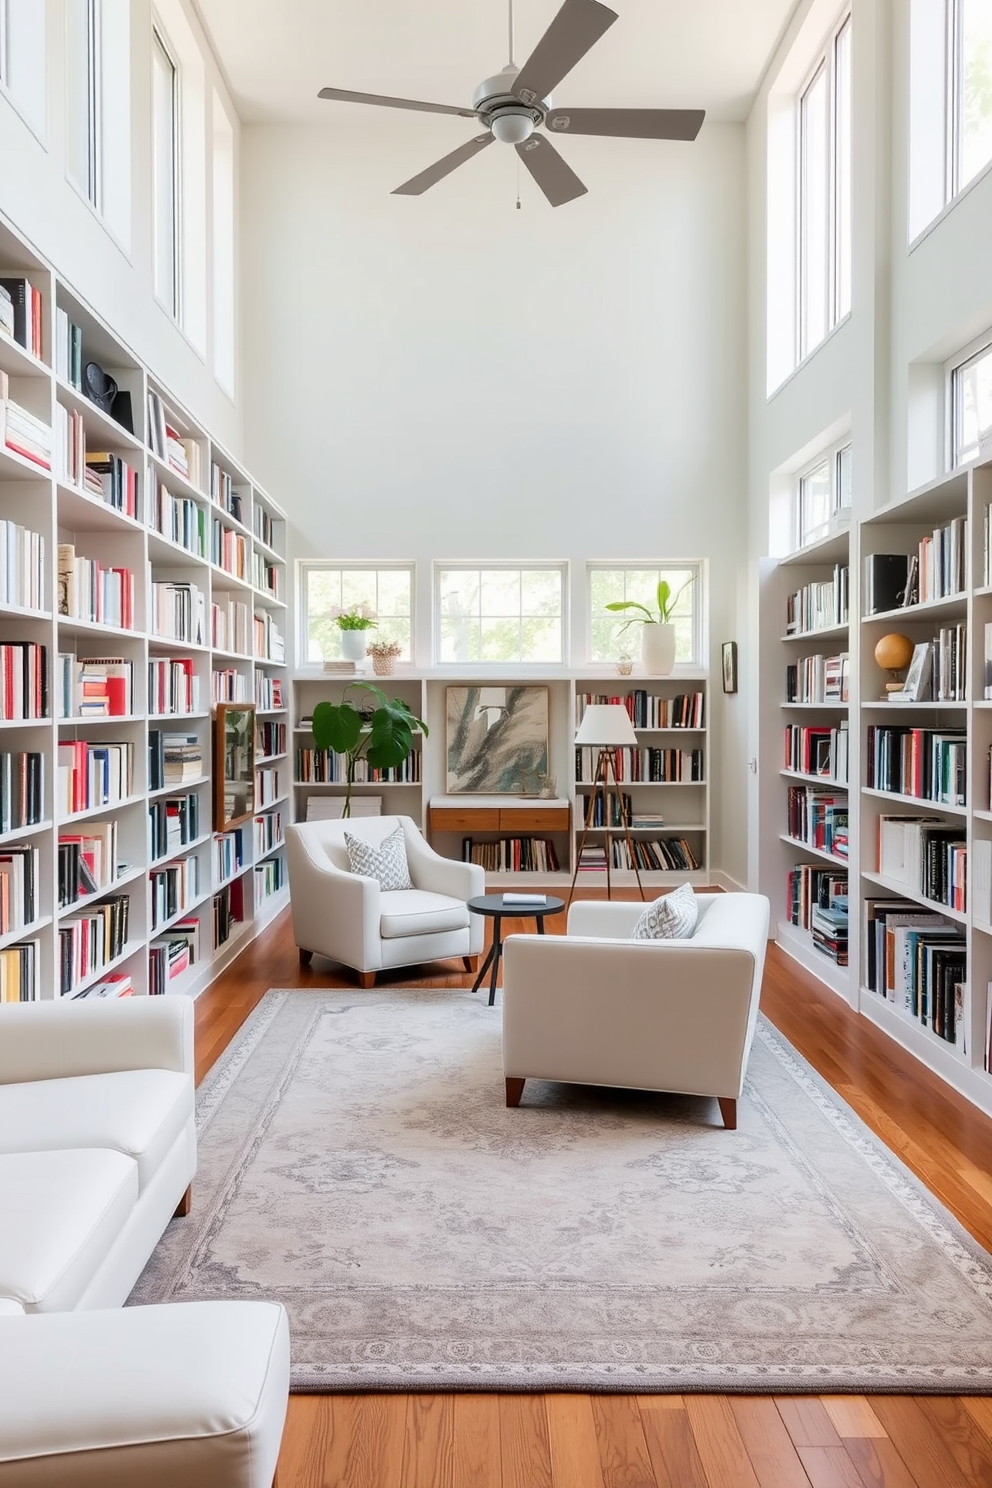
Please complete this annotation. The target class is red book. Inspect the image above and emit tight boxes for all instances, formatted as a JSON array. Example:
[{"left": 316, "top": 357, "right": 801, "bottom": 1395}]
[{"left": 105, "top": 678, "right": 128, "bottom": 716}]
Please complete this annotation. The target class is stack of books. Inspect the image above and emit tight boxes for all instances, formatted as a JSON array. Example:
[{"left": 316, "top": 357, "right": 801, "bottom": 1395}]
[
  {"left": 0, "top": 376, "right": 52, "bottom": 469},
  {"left": 54, "top": 307, "right": 84, "bottom": 387},
  {"left": 0, "top": 751, "right": 44, "bottom": 832},
  {"left": 0, "top": 521, "right": 45, "bottom": 611},
  {"left": 0, "top": 939, "right": 39, "bottom": 1001},
  {"left": 148, "top": 657, "right": 200, "bottom": 716},
  {"left": 149, "top": 917, "right": 200, "bottom": 994},
  {"left": 322, "top": 660, "right": 357, "bottom": 676},
  {"left": 151, "top": 580, "right": 206, "bottom": 644},
  {"left": 153, "top": 483, "right": 206, "bottom": 557},
  {"left": 57, "top": 656, "right": 133, "bottom": 718},
  {"left": 0, "top": 277, "right": 43, "bottom": 358},
  {"left": 0, "top": 643, "right": 48, "bottom": 720},
  {"left": 57, "top": 545, "right": 134, "bottom": 629}
]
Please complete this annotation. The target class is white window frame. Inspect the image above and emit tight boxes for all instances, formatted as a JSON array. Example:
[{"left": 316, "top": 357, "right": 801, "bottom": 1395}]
[
  {"left": 946, "top": 330, "right": 992, "bottom": 468},
  {"left": 796, "top": 10, "right": 852, "bottom": 365},
  {"left": 433, "top": 562, "right": 568, "bottom": 670},
  {"left": 586, "top": 562, "right": 704, "bottom": 668},
  {"left": 298, "top": 561, "right": 416, "bottom": 672},
  {"left": 152, "top": 21, "right": 182, "bottom": 323},
  {"left": 65, "top": 0, "right": 102, "bottom": 210},
  {"left": 795, "top": 438, "right": 852, "bottom": 549},
  {"left": 946, "top": 0, "right": 992, "bottom": 201}
]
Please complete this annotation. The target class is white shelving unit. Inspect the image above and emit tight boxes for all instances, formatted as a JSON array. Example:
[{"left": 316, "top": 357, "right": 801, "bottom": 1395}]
[
  {"left": 0, "top": 215, "right": 289, "bottom": 1001},
  {"left": 292, "top": 671, "right": 711, "bottom": 889},
  {"left": 760, "top": 459, "right": 992, "bottom": 1118}
]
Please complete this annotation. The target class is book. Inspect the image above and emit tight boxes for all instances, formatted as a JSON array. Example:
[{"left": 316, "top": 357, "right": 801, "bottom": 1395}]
[
  {"left": 502, "top": 892, "right": 548, "bottom": 905},
  {"left": 864, "top": 553, "right": 910, "bottom": 615}
]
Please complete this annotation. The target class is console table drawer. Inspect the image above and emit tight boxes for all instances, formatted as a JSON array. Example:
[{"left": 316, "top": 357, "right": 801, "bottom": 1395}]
[
  {"left": 430, "top": 807, "right": 500, "bottom": 831},
  {"left": 498, "top": 808, "right": 570, "bottom": 831}
]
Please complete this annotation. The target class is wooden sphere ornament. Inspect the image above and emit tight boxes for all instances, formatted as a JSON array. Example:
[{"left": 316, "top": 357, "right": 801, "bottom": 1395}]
[{"left": 874, "top": 632, "right": 914, "bottom": 694}]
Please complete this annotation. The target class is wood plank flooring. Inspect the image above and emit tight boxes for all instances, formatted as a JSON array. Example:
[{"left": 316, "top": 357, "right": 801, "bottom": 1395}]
[{"left": 195, "top": 902, "right": 992, "bottom": 1488}]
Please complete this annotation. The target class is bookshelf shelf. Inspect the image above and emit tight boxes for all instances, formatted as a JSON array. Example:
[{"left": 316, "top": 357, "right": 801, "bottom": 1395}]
[
  {"left": 780, "top": 623, "right": 849, "bottom": 643},
  {"left": 862, "top": 787, "right": 967, "bottom": 816},
  {"left": 0, "top": 217, "right": 289, "bottom": 1002},
  {"left": 779, "top": 833, "right": 849, "bottom": 866},
  {"left": 780, "top": 768, "right": 848, "bottom": 787},
  {"left": 863, "top": 592, "right": 967, "bottom": 624}
]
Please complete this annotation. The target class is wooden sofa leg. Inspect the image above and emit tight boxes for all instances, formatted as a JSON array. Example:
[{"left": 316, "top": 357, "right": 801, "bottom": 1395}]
[
  {"left": 506, "top": 1078, "right": 525, "bottom": 1107},
  {"left": 298, "top": 948, "right": 313, "bottom": 967},
  {"left": 718, "top": 1097, "right": 737, "bottom": 1130},
  {"left": 358, "top": 970, "right": 376, "bottom": 989},
  {"left": 463, "top": 955, "right": 480, "bottom": 972},
  {"left": 174, "top": 1184, "right": 192, "bottom": 1218}
]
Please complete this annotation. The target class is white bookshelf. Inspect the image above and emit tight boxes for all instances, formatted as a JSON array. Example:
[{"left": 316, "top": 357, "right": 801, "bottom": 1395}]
[
  {"left": 292, "top": 671, "right": 711, "bottom": 890},
  {"left": 761, "top": 460, "right": 992, "bottom": 1117},
  {"left": 0, "top": 215, "right": 289, "bottom": 1001}
]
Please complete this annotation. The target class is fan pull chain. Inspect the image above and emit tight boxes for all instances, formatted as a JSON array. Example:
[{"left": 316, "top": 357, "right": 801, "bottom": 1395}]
[{"left": 516, "top": 154, "right": 522, "bottom": 209}]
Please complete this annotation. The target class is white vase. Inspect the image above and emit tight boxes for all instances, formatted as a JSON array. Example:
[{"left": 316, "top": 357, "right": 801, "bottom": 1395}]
[
  {"left": 640, "top": 622, "right": 676, "bottom": 676},
  {"left": 339, "top": 630, "right": 368, "bottom": 662}
]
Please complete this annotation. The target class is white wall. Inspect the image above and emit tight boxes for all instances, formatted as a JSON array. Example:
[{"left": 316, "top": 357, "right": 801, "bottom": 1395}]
[
  {"left": 240, "top": 119, "right": 751, "bottom": 884},
  {"left": 0, "top": 0, "right": 240, "bottom": 446}
]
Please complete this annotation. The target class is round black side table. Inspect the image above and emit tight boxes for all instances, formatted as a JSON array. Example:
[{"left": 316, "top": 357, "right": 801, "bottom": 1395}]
[{"left": 466, "top": 894, "right": 566, "bottom": 1006}]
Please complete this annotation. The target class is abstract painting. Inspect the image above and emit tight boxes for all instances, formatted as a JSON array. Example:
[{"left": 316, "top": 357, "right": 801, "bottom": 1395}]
[{"left": 446, "top": 686, "right": 549, "bottom": 794}]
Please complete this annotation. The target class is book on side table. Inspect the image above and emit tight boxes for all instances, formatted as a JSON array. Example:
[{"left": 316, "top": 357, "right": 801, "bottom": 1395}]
[{"left": 502, "top": 893, "right": 547, "bottom": 906}]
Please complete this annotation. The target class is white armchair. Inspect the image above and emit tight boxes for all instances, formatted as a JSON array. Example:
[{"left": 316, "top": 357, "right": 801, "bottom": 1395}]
[
  {"left": 501, "top": 891, "right": 770, "bottom": 1128},
  {"left": 286, "top": 814, "right": 485, "bottom": 986}
]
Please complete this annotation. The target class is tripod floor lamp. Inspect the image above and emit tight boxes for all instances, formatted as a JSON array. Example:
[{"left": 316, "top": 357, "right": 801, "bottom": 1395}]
[{"left": 569, "top": 703, "right": 646, "bottom": 904}]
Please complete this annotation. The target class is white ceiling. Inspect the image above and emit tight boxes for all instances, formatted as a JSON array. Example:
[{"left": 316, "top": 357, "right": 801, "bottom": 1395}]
[{"left": 194, "top": 0, "right": 800, "bottom": 127}]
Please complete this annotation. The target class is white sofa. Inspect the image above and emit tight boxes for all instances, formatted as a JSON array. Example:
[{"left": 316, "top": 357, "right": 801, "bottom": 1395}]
[
  {"left": 0, "top": 997, "right": 290, "bottom": 1488},
  {"left": 287, "top": 814, "right": 485, "bottom": 985},
  {"left": 501, "top": 891, "right": 770, "bottom": 1128}
]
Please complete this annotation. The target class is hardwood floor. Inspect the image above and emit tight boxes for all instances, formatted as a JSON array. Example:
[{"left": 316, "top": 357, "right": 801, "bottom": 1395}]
[{"left": 196, "top": 902, "right": 992, "bottom": 1488}]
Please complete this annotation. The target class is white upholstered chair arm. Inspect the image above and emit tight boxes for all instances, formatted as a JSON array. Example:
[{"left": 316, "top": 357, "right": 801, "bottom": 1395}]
[
  {"left": 502, "top": 933, "right": 761, "bottom": 1100},
  {"left": 0, "top": 997, "right": 192, "bottom": 1087},
  {"left": 294, "top": 854, "right": 382, "bottom": 971},
  {"left": 403, "top": 828, "right": 485, "bottom": 901},
  {"left": 566, "top": 900, "right": 645, "bottom": 938}
]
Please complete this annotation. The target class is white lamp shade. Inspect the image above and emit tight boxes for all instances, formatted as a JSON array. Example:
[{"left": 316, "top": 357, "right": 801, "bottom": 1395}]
[{"left": 574, "top": 703, "right": 638, "bottom": 747}]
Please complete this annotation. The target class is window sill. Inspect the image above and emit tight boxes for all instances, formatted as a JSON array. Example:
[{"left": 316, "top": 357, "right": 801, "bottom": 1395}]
[
  {"left": 909, "top": 155, "right": 992, "bottom": 255},
  {"left": 767, "top": 312, "right": 853, "bottom": 404}
]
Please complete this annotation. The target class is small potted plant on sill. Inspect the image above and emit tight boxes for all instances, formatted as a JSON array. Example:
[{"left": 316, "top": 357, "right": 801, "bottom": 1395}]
[
  {"left": 312, "top": 683, "right": 428, "bottom": 818},
  {"left": 367, "top": 638, "right": 402, "bottom": 677},
  {"left": 331, "top": 603, "right": 377, "bottom": 662},
  {"left": 605, "top": 577, "right": 694, "bottom": 676}
]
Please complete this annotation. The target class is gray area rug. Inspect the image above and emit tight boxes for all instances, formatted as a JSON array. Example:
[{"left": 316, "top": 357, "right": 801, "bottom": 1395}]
[{"left": 132, "top": 987, "right": 992, "bottom": 1392}]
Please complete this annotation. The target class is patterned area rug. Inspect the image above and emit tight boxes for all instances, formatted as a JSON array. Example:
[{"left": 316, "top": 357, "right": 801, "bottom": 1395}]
[{"left": 132, "top": 988, "right": 992, "bottom": 1392}]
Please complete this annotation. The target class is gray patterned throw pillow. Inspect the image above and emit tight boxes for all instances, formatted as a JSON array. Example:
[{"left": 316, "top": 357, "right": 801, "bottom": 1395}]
[
  {"left": 631, "top": 882, "right": 697, "bottom": 940},
  {"left": 344, "top": 826, "right": 412, "bottom": 891}
]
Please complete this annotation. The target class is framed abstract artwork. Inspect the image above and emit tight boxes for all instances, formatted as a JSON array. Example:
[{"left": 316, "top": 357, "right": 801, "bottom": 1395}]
[
  {"left": 445, "top": 686, "right": 549, "bottom": 794},
  {"left": 722, "top": 641, "right": 738, "bottom": 694}
]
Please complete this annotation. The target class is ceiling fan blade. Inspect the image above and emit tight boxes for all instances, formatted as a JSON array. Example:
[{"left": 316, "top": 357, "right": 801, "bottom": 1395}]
[
  {"left": 515, "top": 134, "right": 587, "bottom": 207},
  {"left": 392, "top": 133, "right": 495, "bottom": 196},
  {"left": 545, "top": 107, "right": 705, "bottom": 140},
  {"left": 318, "top": 87, "right": 477, "bottom": 120},
  {"left": 512, "top": 0, "right": 618, "bottom": 107}
]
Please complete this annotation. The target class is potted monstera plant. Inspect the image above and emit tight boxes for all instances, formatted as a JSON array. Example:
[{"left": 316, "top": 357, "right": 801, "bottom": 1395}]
[
  {"left": 606, "top": 576, "right": 694, "bottom": 676},
  {"left": 312, "top": 683, "right": 427, "bottom": 817}
]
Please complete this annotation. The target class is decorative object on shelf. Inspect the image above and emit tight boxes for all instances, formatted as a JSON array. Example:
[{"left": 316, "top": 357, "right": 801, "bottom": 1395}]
[
  {"left": 83, "top": 360, "right": 118, "bottom": 415},
  {"left": 569, "top": 703, "right": 645, "bottom": 904},
  {"left": 897, "top": 641, "right": 933, "bottom": 703},
  {"left": 312, "top": 683, "right": 427, "bottom": 818},
  {"left": 446, "top": 686, "right": 549, "bottom": 794},
  {"left": 874, "top": 632, "right": 914, "bottom": 698},
  {"left": 722, "top": 641, "right": 738, "bottom": 694},
  {"left": 539, "top": 773, "right": 558, "bottom": 800},
  {"left": 615, "top": 654, "right": 634, "bottom": 676},
  {"left": 214, "top": 703, "right": 257, "bottom": 831},
  {"left": 331, "top": 604, "right": 377, "bottom": 663},
  {"left": 367, "top": 639, "right": 401, "bottom": 676},
  {"left": 606, "top": 577, "right": 693, "bottom": 677}
]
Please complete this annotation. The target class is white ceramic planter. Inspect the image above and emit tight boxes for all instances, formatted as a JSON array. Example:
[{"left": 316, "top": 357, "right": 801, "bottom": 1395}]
[
  {"left": 339, "top": 629, "right": 368, "bottom": 662},
  {"left": 640, "top": 622, "right": 676, "bottom": 676}
]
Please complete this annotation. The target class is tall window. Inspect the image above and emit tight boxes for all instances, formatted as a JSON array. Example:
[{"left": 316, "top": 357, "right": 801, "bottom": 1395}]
[
  {"left": 66, "top": 0, "right": 100, "bottom": 208},
  {"left": 152, "top": 26, "right": 180, "bottom": 316},
  {"left": 64, "top": 0, "right": 130, "bottom": 245},
  {"left": 302, "top": 564, "right": 414, "bottom": 666},
  {"left": 435, "top": 566, "right": 565, "bottom": 666},
  {"left": 588, "top": 565, "right": 702, "bottom": 666},
  {"left": 212, "top": 91, "right": 235, "bottom": 395},
  {"left": 949, "top": 336, "right": 992, "bottom": 466},
  {"left": 796, "top": 440, "right": 852, "bottom": 548},
  {"left": 798, "top": 13, "right": 852, "bottom": 362},
  {"left": 949, "top": 0, "right": 992, "bottom": 196}
]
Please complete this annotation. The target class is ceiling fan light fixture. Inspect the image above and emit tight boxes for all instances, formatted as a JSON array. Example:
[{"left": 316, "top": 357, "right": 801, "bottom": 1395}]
[{"left": 490, "top": 110, "right": 536, "bottom": 145}]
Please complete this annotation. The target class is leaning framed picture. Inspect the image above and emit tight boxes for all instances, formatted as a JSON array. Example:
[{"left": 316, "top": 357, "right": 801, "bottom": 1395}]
[
  {"left": 899, "top": 641, "right": 933, "bottom": 703},
  {"left": 445, "top": 685, "right": 549, "bottom": 793},
  {"left": 722, "top": 641, "right": 738, "bottom": 694},
  {"left": 214, "top": 703, "right": 256, "bottom": 830}
]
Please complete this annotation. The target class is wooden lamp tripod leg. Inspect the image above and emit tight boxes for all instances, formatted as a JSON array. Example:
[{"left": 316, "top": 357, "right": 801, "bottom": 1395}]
[
  {"left": 567, "top": 748, "right": 610, "bottom": 908},
  {"left": 607, "top": 750, "right": 646, "bottom": 901}
]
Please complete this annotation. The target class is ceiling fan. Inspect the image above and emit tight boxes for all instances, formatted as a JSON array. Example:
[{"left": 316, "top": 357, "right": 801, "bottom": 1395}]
[{"left": 317, "top": 0, "right": 705, "bottom": 207}]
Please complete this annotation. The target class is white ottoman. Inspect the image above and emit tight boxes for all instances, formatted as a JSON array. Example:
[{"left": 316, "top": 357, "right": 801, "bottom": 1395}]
[{"left": 0, "top": 1300, "right": 290, "bottom": 1487}]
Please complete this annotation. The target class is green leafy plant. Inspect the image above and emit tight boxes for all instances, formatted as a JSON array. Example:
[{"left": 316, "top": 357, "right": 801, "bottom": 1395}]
[
  {"left": 331, "top": 603, "right": 377, "bottom": 632},
  {"left": 605, "top": 576, "right": 694, "bottom": 632},
  {"left": 311, "top": 683, "right": 427, "bottom": 817}
]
